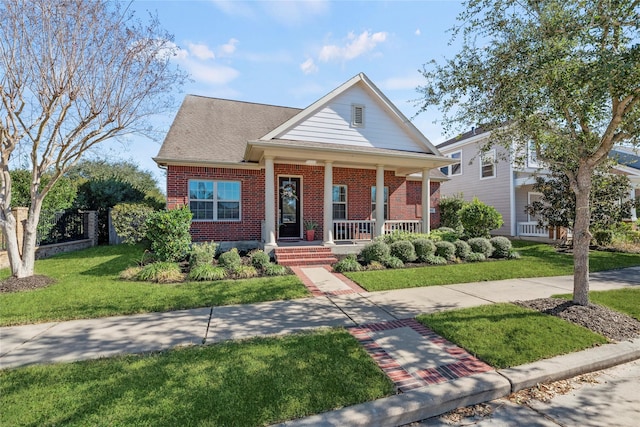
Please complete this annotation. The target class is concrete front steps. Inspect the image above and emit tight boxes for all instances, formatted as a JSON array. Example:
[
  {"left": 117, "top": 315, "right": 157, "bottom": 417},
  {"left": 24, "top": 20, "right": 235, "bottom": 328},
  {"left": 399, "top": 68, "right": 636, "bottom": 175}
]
[{"left": 274, "top": 246, "right": 338, "bottom": 267}]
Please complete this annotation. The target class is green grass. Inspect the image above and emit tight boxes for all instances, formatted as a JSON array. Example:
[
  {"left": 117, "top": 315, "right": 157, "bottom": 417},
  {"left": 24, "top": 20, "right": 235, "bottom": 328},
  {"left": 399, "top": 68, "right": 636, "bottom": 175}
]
[
  {"left": 417, "top": 303, "right": 608, "bottom": 369},
  {"left": 346, "top": 240, "right": 640, "bottom": 292},
  {"left": 0, "top": 329, "right": 394, "bottom": 427},
  {"left": 554, "top": 288, "right": 640, "bottom": 321},
  {"left": 0, "top": 245, "right": 310, "bottom": 326}
]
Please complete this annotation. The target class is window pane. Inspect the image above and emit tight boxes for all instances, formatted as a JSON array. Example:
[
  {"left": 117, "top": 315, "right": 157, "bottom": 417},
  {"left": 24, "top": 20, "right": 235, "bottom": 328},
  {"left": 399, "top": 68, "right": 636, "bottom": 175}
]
[
  {"left": 333, "top": 204, "right": 346, "bottom": 220},
  {"left": 451, "top": 163, "right": 461, "bottom": 175},
  {"left": 189, "top": 181, "right": 213, "bottom": 200},
  {"left": 332, "top": 185, "right": 346, "bottom": 203},
  {"left": 218, "top": 201, "right": 239, "bottom": 219},
  {"left": 217, "top": 181, "right": 240, "bottom": 201}
]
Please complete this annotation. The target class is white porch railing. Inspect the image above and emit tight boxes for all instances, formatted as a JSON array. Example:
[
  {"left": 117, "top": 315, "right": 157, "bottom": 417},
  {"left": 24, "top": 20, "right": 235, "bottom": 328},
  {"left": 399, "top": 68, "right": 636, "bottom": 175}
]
[
  {"left": 517, "top": 221, "right": 548, "bottom": 237},
  {"left": 383, "top": 220, "right": 423, "bottom": 234},
  {"left": 333, "top": 220, "right": 375, "bottom": 241},
  {"left": 332, "top": 220, "right": 423, "bottom": 242}
]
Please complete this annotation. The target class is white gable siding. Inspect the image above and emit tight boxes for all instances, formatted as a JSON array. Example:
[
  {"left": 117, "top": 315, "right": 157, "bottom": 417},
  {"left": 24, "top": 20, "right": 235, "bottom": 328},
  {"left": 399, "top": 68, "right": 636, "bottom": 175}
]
[
  {"left": 277, "top": 85, "right": 428, "bottom": 153},
  {"left": 439, "top": 142, "right": 513, "bottom": 236}
]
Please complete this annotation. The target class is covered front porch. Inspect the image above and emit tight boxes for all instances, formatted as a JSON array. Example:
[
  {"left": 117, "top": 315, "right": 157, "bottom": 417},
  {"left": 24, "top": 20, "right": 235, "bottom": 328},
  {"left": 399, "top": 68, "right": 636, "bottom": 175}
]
[{"left": 246, "top": 140, "right": 453, "bottom": 254}]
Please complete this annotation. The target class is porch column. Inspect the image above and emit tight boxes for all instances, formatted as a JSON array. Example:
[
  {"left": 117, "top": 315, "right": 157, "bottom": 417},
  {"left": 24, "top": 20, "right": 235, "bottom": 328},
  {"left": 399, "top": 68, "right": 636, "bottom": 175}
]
[
  {"left": 375, "top": 164, "right": 385, "bottom": 237},
  {"left": 323, "top": 161, "right": 334, "bottom": 244},
  {"left": 422, "top": 168, "right": 431, "bottom": 234},
  {"left": 631, "top": 186, "right": 638, "bottom": 222},
  {"left": 264, "top": 156, "right": 277, "bottom": 247}
]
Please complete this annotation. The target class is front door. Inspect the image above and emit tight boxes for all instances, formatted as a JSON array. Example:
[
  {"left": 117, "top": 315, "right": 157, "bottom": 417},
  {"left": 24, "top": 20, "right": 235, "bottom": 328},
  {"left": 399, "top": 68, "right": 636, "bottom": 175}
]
[{"left": 279, "top": 177, "right": 301, "bottom": 238}]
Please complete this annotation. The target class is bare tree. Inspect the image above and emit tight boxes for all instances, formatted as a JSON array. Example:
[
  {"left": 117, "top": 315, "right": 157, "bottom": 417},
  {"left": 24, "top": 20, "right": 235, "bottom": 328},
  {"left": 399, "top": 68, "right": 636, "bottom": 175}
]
[{"left": 0, "top": 0, "right": 187, "bottom": 277}]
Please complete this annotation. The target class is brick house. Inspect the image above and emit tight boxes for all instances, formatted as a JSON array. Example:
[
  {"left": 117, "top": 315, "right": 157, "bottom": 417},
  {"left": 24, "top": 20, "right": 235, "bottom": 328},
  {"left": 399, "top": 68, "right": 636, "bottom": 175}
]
[{"left": 154, "top": 73, "right": 453, "bottom": 258}]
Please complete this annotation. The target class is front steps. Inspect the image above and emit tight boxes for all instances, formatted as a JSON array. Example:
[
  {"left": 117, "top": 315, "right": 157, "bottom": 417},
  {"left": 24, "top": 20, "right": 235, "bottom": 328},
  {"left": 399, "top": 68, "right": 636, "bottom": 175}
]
[{"left": 274, "top": 246, "right": 338, "bottom": 267}]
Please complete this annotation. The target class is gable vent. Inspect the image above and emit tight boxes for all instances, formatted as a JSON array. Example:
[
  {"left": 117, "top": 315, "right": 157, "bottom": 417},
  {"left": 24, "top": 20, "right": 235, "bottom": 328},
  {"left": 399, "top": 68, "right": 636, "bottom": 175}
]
[{"left": 352, "top": 104, "right": 365, "bottom": 127}]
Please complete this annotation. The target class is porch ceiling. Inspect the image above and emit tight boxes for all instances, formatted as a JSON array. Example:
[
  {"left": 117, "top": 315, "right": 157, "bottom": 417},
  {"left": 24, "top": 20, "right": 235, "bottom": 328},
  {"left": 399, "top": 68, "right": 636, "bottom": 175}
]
[{"left": 245, "top": 139, "right": 454, "bottom": 175}]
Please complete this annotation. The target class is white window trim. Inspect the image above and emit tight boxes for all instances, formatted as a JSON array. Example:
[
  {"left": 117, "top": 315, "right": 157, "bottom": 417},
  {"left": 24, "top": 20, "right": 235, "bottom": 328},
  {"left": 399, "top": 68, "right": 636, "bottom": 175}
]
[
  {"left": 332, "top": 184, "right": 348, "bottom": 220},
  {"left": 351, "top": 104, "right": 365, "bottom": 128},
  {"left": 480, "top": 149, "right": 497, "bottom": 180},
  {"left": 189, "top": 179, "right": 241, "bottom": 222},
  {"left": 449, "top": 150, "right": 462, "bottom": 176}
]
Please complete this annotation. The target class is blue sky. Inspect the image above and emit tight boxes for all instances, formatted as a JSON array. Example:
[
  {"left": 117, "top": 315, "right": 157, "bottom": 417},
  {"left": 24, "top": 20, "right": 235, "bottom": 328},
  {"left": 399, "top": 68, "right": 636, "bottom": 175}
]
[{"left": 103, "top": 0, "right": 466, "bottom": 187}]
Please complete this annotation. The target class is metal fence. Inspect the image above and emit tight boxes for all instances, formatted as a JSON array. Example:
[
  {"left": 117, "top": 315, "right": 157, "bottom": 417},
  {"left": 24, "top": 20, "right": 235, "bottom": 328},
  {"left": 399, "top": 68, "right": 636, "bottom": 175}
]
[{"left": 37, "top": 210, "right": 89, "bottom": 246}]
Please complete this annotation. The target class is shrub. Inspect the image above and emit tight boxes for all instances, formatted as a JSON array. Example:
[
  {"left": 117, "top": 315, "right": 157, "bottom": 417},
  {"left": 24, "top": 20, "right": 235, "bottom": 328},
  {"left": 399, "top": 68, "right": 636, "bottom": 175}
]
[
  {"left": 468, "top": 237, "right": 494, "bottom": 257},
  {"left": 435, "top": 240, "right": 456, "bottom": 261},
  {"left": 111, "top": 203, "right": 155, "bottom": 244},
  {"left": 465, "top": 252, "right": 486, "bottom": 262},
  {"left": 453, "top": 240, "right": 472, "bottom": 260},
  {"left": 188, "top": 241, "right": 218, "bottom": 268},
  {"left": 232, "top": 265, "right": 259, "bottom": 279},
  {"left": 263, "top": 263, "right": 290, "bottom": 276},
  {"left": 430, "top": 227, "right": 461, "bottom": 242},
  {"left": 508, "top": 250, "right": 521, "bottom": 260},
  {"left": 390, "top": 240, "right": 417, "bottom": 262},
  {"left": 218, "top": 248, "right": 242, "bottom": 270},
  {"left": 250, "top": 250, "right": 271, "bottom": 269},
  {"left": 367, "top": 261, "right": 385, "bottom": 271},
  {"left": 489, "top": 236, "right": 512, "bottom": 258},
  {"left": 360, "top": 240, "right": 391, "bottom": 264},
  {"left": 414, "top": 238, "right": 436, "bottom": 262},
  {"left": 119, "top": 266, "right": 142, "bottom": 280},
  {"left": 145, "top": 207, "right": 192, "bottom": 262},
  {"left": 333, "top": 254, "right": 362, "bottom": 273},
  {"left": 439, "top": 194, "right": 466, "bottom": 230},
  {"left": 136, "top": 262, "right": 183, "bottom": 283},
  {"left": 188, "top": 264, "right": 227, "bottom": 281},
  {"left": 424, "top": 254, "right": 448, "bottom": 265},
  {"left": 382, "top": 256, "right": 404, "bottom": 269},
  {"left": 459, "top": 198, "right": 504, "bottom": 238},
  {"left": 593, "top": 229, "right": 614, "bottom": 246}
]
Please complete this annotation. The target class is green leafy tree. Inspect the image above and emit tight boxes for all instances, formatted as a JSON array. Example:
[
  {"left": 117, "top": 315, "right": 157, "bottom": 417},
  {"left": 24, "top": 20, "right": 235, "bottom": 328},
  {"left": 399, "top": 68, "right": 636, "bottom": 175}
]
[
  {"left": 0, "top": 0, "right": 186, "bottom": 278},
  {"left": 438, "top": 193, "right": 466, "bottom": 230},
  {"left": 526, "top": 162, "right": 633, "bottom": 231},
  {"left": 10, "top": 170, "right": 76, "bottom": 213},
  {"left": 417, "top": 0, "right": 640, "bottom": 305}
]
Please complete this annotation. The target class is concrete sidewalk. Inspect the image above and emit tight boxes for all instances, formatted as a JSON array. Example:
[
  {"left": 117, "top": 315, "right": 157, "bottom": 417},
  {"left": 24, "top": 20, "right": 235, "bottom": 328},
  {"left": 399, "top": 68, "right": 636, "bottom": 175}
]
[{"left": 1, "top": 266, "right": 639, "bottom": 426}]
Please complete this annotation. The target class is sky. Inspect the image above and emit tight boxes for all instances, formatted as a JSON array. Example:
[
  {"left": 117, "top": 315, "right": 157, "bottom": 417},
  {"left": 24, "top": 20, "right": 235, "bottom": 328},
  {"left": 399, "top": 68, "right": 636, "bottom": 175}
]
[{"left": 102, "top": 0, "right": 467, "bottom": 188}]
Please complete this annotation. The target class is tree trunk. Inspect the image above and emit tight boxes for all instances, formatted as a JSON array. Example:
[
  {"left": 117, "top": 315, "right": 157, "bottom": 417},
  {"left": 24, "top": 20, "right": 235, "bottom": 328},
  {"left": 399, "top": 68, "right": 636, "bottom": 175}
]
[
  {"left": 572, "top": 165, "right": 593, "bottom": 306},
  {"left": 1, "top": 205, "right": 40, "bottom": 279}
]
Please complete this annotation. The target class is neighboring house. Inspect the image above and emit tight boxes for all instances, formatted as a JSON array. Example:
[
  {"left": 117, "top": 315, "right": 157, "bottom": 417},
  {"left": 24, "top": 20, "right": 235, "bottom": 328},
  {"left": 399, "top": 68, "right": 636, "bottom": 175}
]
[
  {"left": 154, "top": 73, "right": 453, "bottom": 256},
  {"left": 437, "top": 128, "right": 640, "bottom": 238}
]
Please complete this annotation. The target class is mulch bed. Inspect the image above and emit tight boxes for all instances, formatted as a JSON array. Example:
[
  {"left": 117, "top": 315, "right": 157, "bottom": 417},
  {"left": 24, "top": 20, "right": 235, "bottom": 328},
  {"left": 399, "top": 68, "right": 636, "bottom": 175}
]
[
  {"left": 0, "top": 275, "right": 57, "bottom": 293},
  {"left": 515, "top": 297, "right": 640, "bottom": 341}
]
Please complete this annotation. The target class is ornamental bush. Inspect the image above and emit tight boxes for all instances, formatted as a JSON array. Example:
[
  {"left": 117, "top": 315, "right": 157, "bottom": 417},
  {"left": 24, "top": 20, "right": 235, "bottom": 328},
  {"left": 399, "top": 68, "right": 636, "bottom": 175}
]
[
  {"left": 390, "top": 240, "right": 417, "bottom": 263},
  {"left": 263, "top": 263, "right": 290, "bottom": 276},
  {"left": 136, "top": 262, "right": 183, "bottom": 283},
  {"left": 145, "top": 206, "right": 192, "bottom": 262},
  {"left": 430, "top": 227, "right": 461, "bottom": 242},
  {"left": 333, "top": 254, "right": 362, "bottom": 273},
  {"left": 188, "top": 241, "right": 218, "bottom": 268},
  {"left": 465, "top": 252, "right": 486, "bottom": 262},
  {"left": 360, "top": 240, "right": 391, "bottom": 264},
  {"left": 111, "top": 203, "right": 155, "bottom": 244},
  {"left": 188, "top": 264, "right": 227, "bottom": 281},
  {"left": 439, "top": 194, "right": 466, "bottom": 230},
  {"left": 382, "top": 256, "right": 404, "bottom": 269},
  {"left": 593, "top": 229, "right": 614, "bottom": 246},
  {"left": 218, "top": 248, "right": 242, "bottom": 270},
  {"left": 424, "top": 254, "right": 448, "bottom": 265},
  {"left": 454, "top": 240, "right": 472, "bottom": 260},
  {"left": 489, "top": 236, "right": 512, "bottom": 258},
  {"left": 250, "top": 250, "right": 271, "bottom": 269},
  {"left": 434, "top": 240, "right": 456, "bottom": 261},
  {"left": 459, "top": 198, "right": 504, "bottom": 238},
  {"left": 413, "top": 238, "right": 436, "bottom": 262},
  {"left": 468, "top": 237, "right": 494, "bottom": 258},
  {"left": 232, "top": 265, "right": 259, "bottom": 279}
]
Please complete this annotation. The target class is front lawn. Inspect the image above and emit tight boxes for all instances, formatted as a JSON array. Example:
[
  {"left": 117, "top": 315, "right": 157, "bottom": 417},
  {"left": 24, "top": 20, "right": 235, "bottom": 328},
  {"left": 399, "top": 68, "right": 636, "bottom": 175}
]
[
  {"left": 346, "top": 240, "right": 640, "bottom": 292},
  {"left": 0, "top": 329, "right": 394, "bottom": 426},
  {"left": 0, "top": 245, "right": 310, "bottom": 326},
  {"left": 416, "top": 303, "right": 608, "bottom": 369}
]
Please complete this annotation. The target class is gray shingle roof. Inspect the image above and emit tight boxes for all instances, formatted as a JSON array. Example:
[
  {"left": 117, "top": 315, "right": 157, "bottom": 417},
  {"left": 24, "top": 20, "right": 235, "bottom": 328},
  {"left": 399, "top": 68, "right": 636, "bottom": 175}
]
[{"left": 154, "top": 95, "right": 301, "bottom": 165}]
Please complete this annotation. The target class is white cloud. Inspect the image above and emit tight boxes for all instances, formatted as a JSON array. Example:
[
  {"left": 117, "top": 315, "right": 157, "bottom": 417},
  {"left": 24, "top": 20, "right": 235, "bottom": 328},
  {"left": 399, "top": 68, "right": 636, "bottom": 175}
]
[
  {"left": 188, "top": 43, "right": 215, "bottom": 60},
  {"left": 415, "top": 28, "right": 421, "bottom": 36},
  {"left": 220, "top": 38, "right": 239, "bottom": 56},
  {"left": 300, "top": 58, "right": 318, "bottom": 74},
  {"left": 319, "top": 30, "right": 388, "bottom": 62},
  {"left": 380, "top": 74, "right": 424, "bottom": 91},
  {"left": 187, "top": 61, "right": 239, "bottom": 85}
]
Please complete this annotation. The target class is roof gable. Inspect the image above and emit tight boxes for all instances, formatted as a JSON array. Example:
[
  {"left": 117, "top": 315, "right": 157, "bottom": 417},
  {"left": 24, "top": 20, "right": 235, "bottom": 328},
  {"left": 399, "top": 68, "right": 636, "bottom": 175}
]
[{"left": 260, "top": 73, "right": 441, "bottom": 155}]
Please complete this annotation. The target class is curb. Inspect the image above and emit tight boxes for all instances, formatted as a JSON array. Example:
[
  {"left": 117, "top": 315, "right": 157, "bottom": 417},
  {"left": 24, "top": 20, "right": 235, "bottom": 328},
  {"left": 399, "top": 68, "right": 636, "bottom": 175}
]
[
  {"left": 498, "top": 337, "right": 640, "bottom": 392},
  {"left": 274, "top": 339, "right": 640, "bottom": 427}
]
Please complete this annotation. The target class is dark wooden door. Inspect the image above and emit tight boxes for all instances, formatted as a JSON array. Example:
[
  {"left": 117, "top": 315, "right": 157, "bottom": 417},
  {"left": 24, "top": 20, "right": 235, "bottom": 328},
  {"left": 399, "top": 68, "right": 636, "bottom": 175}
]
[{"left": 279, "top": 177, "right": 300, "bottom": 238}]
